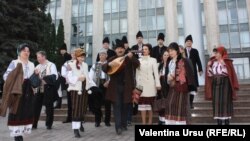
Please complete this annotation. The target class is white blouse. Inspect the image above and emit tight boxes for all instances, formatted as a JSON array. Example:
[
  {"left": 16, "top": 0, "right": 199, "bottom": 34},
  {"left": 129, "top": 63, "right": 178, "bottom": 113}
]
[{"left": 208, "top": 61, "right": 228, "bottom": 76}]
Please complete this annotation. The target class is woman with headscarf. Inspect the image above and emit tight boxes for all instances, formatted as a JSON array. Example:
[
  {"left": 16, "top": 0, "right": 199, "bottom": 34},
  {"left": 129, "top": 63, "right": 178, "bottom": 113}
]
[
  {"left": 205, "top": 45, "right": 239, "bottom": 125},
  {"left": 0, "top": 44, "right": 36, "bottom": 141}
]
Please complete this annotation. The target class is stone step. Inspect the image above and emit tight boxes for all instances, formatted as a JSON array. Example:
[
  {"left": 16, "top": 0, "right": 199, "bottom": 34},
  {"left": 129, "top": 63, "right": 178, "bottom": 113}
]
[
  {"left": 193, "top": 100, "right": 250, "bottom": 107},
  {"left": 194, "top": 93, "right": 250, "bottom": 101},
  {"left": 190, "top": 115, "right": 250, "bottom": 123},
  {"left": 191, "top": 107, "right": 250, "bottom": 115},
  {"left": 40, "top": 113, "right": 250, "bottom": 124}
]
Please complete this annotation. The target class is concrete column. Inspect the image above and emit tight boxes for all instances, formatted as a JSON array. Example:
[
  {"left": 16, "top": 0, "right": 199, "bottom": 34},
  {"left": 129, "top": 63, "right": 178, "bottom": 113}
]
[
  {"left": 165, "top": 0, "right": 178, "bottom": 44},
  {"left": 61, "top": 0, "right": 72, "bottom": 51},
  {"left": 92, "top": 0, "right": 104, "bottom": 62},
  {"left": 247, "top": 0, "right": 250, "bottom": 31},
  {"left": 127, "top": 0, "right": 139, "bottom": 46},
  {"left": 182, "top": 0, "right": 205, "bottom": 85},
  {"left": 204, "top": 0, "right": 220, "bottom": 56}
]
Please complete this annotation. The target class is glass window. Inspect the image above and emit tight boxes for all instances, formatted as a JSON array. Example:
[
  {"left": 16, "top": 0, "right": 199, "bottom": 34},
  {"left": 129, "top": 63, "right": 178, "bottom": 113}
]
[
  {"left": 220, "top": 33, "right": 230, "bottom": 48},
  {"left": 104, "top": 20, "right": 111, "bottom": 34},
  {"left": 218, "top": 0, "right": 250, "bottom": 50},
  {"left": 112, "top": 0, "right": 118, "bottom": 13},
  {"left": 72, "top": 4, "right": 78, "bottom": 17},
  {"left": 138, "top": 0, "right": 166, "bottom": 44},
  {"left": 120, "top": 19, "right": 127, "bottom": 33},
  {"left": 104, "top": 0, "right": 111, "bottom": 13},
  {"left": 112, "top": 19, "right": 119, "bottom": 34},
  {"left": 157, "top": 15, "right": 165, "bottom": 30},
  {"left": 240, "top": 32, "right": 250, "bottom": 48},
  {"left": 103, "top": 0, "right": 128, "bottom": 41},
  {"left": 147, "top": 0, "right": 156, "bottom": 9}
]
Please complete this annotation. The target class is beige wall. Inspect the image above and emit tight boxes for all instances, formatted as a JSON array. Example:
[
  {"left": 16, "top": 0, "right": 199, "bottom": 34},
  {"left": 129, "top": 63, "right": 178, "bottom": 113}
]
[
  {"left": 165, "top": 0, "right": 178, "bottom": 44},
  {"left": 204, "top": 0, "right": 220, "bottom": 56}
]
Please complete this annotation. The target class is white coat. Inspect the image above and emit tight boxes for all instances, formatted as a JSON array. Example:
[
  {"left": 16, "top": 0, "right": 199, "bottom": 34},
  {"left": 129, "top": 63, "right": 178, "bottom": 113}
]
[{"left": 136, "top": 56, "right": 161, "bottom": 97}]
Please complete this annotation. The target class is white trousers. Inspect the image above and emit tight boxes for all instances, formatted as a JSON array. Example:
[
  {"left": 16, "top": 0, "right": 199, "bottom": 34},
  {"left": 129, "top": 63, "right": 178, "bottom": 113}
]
[{"left": 72, "top": 122, "right": 81, "bottom": 129}]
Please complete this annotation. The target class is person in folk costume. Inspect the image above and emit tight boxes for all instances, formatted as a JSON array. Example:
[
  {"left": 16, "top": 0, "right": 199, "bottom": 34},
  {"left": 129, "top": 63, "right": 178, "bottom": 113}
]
[
  {"left": 96, "top": 37, "right": 116, "bottom": 62},
  {"left": 152, "top": 33, "right": 168, "bottom": 63},
  {"left": 165, "top": 42, "right": 196, "bottom": 125},
  {"left": 102, "top": 39, "right": 140, "bottom": 135},
  {"left": 61, "top": 50, "right": 76, "bottom": 124},
  {"left": 157, "top": 50, "right": 171, "bottom": 125},
  {"left": 66, "top": 48, "right": 89, "bottom": 138},
  {"left": 205, "top": 46, "right": 239, "bottom": 125},
  {"left": 33, "top": 51, "right": 58, "bottom": 130},
  {"left": 184, "top": 35, "right": 203, "bottom": 109},
  {"left": 0, "top": 44, "right": 35, "bottom": 141},
  {"left": 88, "top": 49, "right": 111, "bottom": 127},
  {"left": 136, "top": 43, "right": 161, "bottom": 125},
  {"left": 55, "top": 43, "right": 72, "bottom": 109},
  {"left": 131, "top": 31, "right": 144, "bottom": 59},
  {"left": 122, "top": 36, "right": 131, "bottom": 54}
]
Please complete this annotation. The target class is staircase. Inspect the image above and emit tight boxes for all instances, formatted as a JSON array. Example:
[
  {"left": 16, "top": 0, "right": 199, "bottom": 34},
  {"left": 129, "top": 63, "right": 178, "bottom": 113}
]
[{"left": 40, "top": 84, "right": 250, "bottom": 124}]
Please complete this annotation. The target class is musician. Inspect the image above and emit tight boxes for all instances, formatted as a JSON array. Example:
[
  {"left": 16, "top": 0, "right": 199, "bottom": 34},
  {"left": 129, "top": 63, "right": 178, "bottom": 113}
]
[
  {"left": 89, "top": 49, "right": 111, "bottom": 127},
  {"left": 66, "top": 48, "right": 89, "bottom": 138},
  {"left": 131, "top": 31, "right": 144, "bottom": 59},
  {"left": 33, "top": 51, "right": 58, "bottom": 130},
  {"left": 152, "top": 33, "right": 168, "bottom": 63},
  {"left": 102, "top": 39, "right": 140, "bottom": 135},
  {"left": 96, "top": 37, "right": 116, "bottom": 62}
]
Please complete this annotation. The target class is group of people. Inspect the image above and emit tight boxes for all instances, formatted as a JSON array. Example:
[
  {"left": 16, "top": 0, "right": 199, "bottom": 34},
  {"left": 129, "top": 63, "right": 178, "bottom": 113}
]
[{"left": 0, "top": 30, "right": 239, "bottom": 141}]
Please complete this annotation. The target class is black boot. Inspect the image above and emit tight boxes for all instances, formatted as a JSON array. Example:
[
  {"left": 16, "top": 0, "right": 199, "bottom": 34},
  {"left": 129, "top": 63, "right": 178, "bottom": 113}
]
[
  {"left": 54, "top": 97, "right": 62, "bottom": 109},
  {"left": 14, "top": 136, "right": 19, "bottom": 141},
  {"left": 80, "top": 123, "right": 84, "bottom": 132},
  {"left": 19, "top": 136, "right": 23, "bottom": 141},
  {"left": 190, "top": 95, "right": 194, "bottom": 109},
  {"left": 74, "top": 129, "right": 81, "bottom": 138},
  {"left": 217, "top": 119, "right": 223, "bottom": 125},
  {"left": 225, "top": 119, "right": 230, "bottom": 125}
]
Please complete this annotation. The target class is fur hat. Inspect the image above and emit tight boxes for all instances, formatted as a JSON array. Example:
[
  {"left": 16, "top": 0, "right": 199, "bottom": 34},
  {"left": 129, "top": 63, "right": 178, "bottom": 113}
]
[
  {"left": 185, "top": 35, "right": 193, "bottom": 43},
  {"left": 157, "top": 33, "right": 165, "bottom": 41},
  {"left": 113, "top": 39, "right": 125, "bottom": 50},
  {"left": 59, "top": 43, "right": 67, "bottom": 50},
  {"left": 75, "top": 48, "right": 86, "bottom": 57},
  {"left": 103, "top": 37, "right": 110, "bottom": 44},
  {"left": 136, "top": 31, "right": 143, "bottom": 38},
  {"left": 122, "top": 36, "right": 128, "bottom": 44}
]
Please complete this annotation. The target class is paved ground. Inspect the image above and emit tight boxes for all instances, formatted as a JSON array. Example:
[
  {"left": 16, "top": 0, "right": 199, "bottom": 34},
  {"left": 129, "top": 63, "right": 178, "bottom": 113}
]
[{"left": 0, "top": 117, "right": 135, "bottom": 141}]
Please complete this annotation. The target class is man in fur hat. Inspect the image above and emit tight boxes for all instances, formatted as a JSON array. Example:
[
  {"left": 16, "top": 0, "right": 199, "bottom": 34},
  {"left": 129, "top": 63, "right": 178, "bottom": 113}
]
[
  {"left": 102, "top": 39, "right": 140, "bottom": 135},
  {"left": 152, "top": 33, "right": 168, "bottom": 63},
  {"left": 184, "top": 35, "right": 203, "bottom": 109},
  {"left": 122, "top": 36, "right": 131, "bottom": 54},
  {"left": 96, "top": 37, "right": 116, "bottom": 62},
  {"left": 131, "top": 31, "right": 144, "bottom": 59}
]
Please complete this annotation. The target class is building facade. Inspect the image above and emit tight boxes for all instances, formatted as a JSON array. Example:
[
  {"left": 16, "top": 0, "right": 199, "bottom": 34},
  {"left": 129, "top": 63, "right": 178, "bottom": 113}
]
[{"left": 47, "top": 0, "right": 250, "bottom": 83}]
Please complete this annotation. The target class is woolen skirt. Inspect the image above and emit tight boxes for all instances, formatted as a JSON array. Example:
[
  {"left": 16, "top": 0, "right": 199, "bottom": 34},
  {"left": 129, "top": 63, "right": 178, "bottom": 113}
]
[
  {"left": 212, "top": 76, "right": 233, "bottom": 119},
  {"left": 70, "top": 91, "right": 88, "bottom": 121},
  {"left": 165, "top": 87, "right": 188, "bottom": 121}
]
